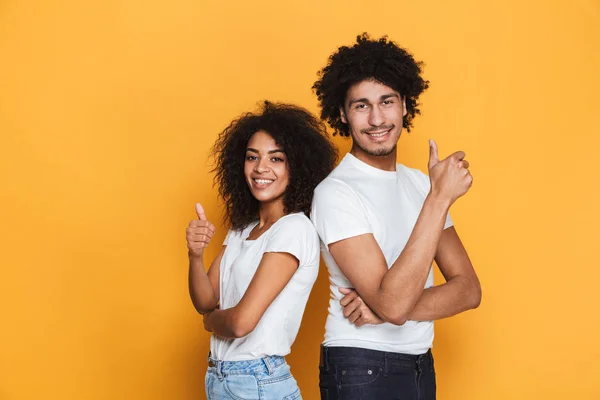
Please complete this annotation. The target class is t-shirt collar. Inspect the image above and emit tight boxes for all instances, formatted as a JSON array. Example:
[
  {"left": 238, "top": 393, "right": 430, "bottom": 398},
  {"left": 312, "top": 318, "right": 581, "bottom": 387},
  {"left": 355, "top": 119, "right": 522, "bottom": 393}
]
[{"left": 343, "top": 152, "right": 398, "bottom": 179}]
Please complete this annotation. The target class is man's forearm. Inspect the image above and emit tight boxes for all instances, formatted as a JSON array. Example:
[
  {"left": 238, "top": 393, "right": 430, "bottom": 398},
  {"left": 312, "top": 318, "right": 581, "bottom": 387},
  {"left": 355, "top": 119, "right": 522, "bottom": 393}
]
[
  {"left": 407, "top": 276, "right": 481, "bottom": 321},
  {"left": 377, "top": 194, "right": 450, "bottom": 323}
]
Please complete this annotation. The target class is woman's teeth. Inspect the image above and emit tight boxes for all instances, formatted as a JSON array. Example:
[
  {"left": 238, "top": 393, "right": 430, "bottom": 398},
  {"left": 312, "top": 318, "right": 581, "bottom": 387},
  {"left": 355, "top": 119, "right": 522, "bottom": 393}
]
[{"left": 254, "top": 179, "right": 273, "bottom": 184}]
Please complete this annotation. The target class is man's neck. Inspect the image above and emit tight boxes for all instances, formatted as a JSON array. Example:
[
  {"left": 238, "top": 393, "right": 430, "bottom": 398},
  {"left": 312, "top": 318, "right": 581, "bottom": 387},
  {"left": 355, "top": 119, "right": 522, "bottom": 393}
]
[{"left": 350, "top": 145, "right": 397, "bottom": 172}]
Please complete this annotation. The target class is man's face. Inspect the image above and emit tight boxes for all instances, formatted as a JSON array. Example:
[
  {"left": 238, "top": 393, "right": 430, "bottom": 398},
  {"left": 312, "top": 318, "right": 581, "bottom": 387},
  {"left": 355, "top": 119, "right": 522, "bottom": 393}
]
[{"left": 341, "top": 79, "right": 407, "bottom": 157}]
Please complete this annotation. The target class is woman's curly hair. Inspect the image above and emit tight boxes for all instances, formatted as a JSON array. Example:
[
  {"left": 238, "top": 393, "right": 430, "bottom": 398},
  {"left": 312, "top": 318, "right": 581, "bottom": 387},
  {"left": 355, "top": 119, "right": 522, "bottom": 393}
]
[
  {"left": 313, "top": 33, "right": 429, "bottom": 136},
  {"left": 212, "top": 101, "right": 338, "bottom": 230}
]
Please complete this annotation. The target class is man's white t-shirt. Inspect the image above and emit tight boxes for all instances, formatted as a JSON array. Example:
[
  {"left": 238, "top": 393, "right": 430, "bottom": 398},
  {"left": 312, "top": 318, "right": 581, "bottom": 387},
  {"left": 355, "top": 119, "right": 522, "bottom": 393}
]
[
  {"left": 210, "top": 212, "right": 320, "bottom": 361},
  {"left": 310, "top": 153, "right": 453, "bottom": 355}
]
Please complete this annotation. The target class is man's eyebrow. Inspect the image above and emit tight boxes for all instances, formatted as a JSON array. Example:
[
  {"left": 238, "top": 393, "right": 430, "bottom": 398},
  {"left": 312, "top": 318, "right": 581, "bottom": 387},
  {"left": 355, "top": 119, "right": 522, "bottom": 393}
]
[
  {"left": 347, "top": 97, "right": 369, "bottom": 106},
  {"left": 380, "top": 93, "right": 400, "bottom": 101},
  {"left": 347, "top": 93, "right": 400, "bottom": 106}
]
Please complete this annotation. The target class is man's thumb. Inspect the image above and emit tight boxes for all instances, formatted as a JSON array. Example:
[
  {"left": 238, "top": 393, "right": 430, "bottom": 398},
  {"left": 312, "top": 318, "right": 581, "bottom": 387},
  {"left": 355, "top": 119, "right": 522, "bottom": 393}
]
[{"left": 428, "top": 139, "right": 439, "bottom": 170}]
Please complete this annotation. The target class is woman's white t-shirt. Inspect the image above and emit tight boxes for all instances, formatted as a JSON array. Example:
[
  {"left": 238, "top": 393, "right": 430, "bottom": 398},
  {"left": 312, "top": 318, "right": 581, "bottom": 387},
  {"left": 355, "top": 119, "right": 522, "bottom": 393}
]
[{"left": 210, "top": 212, "right": 320, "bottom": 361}]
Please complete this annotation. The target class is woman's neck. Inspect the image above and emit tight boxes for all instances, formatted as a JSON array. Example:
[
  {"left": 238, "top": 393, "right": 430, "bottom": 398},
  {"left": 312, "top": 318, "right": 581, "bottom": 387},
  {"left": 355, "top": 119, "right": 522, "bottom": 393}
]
[{"left": 256, "top": 199, "right": 286, "bottom": 228}]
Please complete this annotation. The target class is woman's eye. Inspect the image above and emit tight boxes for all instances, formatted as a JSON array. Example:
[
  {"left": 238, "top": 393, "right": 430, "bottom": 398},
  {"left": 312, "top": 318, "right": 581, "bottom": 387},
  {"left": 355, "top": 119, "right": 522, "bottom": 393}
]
[
  {"left": 246, "top": 155, "right": 257, "bottom": 161},
  {"left": 271, "top": 157, "right": 284, "bottom": 162}
]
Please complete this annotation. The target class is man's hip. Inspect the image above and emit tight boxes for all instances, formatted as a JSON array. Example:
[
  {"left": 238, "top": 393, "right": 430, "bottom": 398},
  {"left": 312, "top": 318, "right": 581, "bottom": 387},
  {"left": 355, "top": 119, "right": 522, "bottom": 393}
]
[{"left": 319, "top": 345, "right": 436, "bottom": 400}]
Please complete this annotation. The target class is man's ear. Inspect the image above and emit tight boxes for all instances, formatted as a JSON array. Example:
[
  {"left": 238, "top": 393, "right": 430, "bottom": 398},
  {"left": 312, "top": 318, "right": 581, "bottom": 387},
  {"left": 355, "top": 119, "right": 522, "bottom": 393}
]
[{"left": 402, "top": 96, "right": 407, "bottom": 117}]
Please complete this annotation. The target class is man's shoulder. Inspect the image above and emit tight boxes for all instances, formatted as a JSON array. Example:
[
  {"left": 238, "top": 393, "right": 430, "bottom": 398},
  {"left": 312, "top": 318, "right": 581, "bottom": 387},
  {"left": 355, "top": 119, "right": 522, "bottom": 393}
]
[
  {"left": 315, "top": 158, "right": 359, "bottom": 192},
  {"left": 314, "top": 171, "right": 355, "bottom": 198},
  {"left": 313, "top": 180, "right": 349, "bottom": 209}
]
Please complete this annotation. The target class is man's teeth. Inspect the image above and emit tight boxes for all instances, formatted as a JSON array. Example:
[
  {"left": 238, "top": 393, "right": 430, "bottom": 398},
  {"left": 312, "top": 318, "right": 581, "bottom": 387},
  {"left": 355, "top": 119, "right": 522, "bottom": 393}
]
[
  {"left": 369, "top": 131, "right": 388, "bottom": 137},
  {"left": 254, "top": 179, "right": 274, "bottom": 184}
]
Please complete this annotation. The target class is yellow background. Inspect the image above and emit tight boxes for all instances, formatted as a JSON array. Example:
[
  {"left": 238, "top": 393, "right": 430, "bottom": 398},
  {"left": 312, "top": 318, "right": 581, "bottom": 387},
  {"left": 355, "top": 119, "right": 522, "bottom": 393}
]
[{"left": 1, "top": 1, "right": 599, "bottom": 399}]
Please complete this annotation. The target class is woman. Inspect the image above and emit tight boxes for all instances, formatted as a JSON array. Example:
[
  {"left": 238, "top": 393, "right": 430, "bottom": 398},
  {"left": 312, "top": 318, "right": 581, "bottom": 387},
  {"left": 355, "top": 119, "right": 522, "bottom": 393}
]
[{"left": 186, "top": 101, "right": 337, "bottom": 399}]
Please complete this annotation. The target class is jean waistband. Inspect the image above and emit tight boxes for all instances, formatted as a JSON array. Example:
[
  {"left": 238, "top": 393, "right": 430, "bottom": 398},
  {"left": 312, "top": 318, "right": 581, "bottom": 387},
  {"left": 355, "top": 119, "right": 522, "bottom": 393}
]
[
  {"left": 319, "top": 345, "right": 433, "bottom": 370},
  {"left": 208, "top": 352, "right": 286, "bottom": 376}
]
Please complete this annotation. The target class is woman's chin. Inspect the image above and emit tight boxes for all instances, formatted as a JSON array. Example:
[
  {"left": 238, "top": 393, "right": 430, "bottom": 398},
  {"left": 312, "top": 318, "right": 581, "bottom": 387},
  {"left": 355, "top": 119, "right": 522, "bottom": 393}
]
[{"left": 251, "top": 191, "right": 285, "bottom": 205}]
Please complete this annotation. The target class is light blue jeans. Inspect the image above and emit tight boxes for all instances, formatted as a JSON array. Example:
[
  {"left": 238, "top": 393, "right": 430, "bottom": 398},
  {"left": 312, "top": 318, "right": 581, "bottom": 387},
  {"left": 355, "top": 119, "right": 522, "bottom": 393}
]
[{"left": 205, "top": 355, "right": 302, "bottom": 400}]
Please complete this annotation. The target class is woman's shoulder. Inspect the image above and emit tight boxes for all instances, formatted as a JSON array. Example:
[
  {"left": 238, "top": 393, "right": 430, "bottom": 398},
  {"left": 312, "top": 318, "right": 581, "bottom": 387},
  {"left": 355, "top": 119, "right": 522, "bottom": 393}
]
[
  {"left": 265, "top": 213, "right": 320, "bottom": 265},
  {"left": 273, "top": 212, "right": 316, "bottom": 234}
]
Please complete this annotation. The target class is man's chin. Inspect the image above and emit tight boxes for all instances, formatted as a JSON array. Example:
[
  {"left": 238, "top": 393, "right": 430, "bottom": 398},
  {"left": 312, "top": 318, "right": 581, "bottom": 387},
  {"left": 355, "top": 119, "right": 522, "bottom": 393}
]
[{"left": 365, "top": 144, "right": 397, "bottom": 157}]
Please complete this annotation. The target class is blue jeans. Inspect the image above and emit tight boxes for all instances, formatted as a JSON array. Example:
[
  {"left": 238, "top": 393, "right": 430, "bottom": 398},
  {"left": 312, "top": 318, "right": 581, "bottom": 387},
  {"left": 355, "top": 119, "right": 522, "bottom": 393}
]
[
  {"left": 205, "top": 354, "right": 302, "bottom": 400},
  {"left": 319, "top": 346, "right": 436, "bottom": 400}
]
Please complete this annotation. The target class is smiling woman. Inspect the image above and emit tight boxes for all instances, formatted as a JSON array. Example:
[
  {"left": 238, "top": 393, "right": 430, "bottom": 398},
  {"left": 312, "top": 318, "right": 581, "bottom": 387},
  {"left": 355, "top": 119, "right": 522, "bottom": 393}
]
[
  {"left": 211, "top": 101, "right": 338, "bottom": 231},
  {"left": 185, "top": 101, "right": 337, "bottom": 399},
  {"left": 244, "top": 131, "right": 290, "bottom": 205}
]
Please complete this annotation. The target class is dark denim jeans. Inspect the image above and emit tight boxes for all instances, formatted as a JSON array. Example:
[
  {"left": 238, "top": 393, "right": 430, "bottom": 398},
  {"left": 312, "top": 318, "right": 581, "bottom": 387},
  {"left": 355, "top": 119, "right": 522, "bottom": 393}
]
[{"left": 319, "top": 345, "right": 436, "bottom": 400}]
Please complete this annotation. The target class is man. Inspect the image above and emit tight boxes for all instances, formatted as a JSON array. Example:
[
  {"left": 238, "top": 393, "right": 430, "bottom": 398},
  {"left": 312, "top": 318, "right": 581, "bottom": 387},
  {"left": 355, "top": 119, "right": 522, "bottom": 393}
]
[{"left": 310, "top": 33, "right": 482, "bottom": 399}]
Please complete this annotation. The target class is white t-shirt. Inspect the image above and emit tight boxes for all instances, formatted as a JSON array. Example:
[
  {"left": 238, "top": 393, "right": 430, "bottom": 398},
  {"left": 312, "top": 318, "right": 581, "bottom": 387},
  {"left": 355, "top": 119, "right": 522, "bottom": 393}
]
[
  {"left": 311, "top": 153, "right": 453, "bottom": 355},
  {"left": 210, "top": 212, "right": 320, "bottom": 361}
]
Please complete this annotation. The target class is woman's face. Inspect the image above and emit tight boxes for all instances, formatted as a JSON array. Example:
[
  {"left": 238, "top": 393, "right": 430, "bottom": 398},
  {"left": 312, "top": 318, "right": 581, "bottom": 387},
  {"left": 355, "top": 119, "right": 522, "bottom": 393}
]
[{"left": 244, "top": 130, "right": 289, "bottom": 205}]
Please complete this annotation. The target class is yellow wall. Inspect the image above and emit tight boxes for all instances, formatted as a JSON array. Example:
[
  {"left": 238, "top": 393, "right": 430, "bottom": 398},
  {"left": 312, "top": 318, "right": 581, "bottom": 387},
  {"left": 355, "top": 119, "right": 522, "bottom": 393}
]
[{"left": 1, "top": 1, "right": 599, "bottom": 399}]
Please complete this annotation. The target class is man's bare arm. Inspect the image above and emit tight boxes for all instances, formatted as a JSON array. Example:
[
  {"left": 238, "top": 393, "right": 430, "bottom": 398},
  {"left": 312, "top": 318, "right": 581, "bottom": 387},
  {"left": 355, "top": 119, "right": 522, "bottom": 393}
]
[
  {"left": 329, "top": 141, "right": 472, "bottom": 325},
  {"left": 407, "top": 226, "right": 481, "bottom": 320}
]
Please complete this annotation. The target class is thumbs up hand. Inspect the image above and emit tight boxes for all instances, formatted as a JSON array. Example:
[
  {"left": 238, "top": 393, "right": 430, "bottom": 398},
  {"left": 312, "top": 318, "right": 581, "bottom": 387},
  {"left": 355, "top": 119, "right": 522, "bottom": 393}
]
[
  {"left": 427, "top": 140, "right": 473, "bottom": 205},
  {"left": 186, "top": 202, "right": 216, "bottom": 257}
]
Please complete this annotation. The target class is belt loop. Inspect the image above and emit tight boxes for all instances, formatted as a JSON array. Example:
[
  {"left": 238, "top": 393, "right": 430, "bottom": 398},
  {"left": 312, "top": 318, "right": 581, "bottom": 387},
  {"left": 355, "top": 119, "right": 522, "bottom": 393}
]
[
  {"left": 207, "top": 352, "right": 224, "bottom": 380},
  {"left": 217, "top": 360, "right": 224, "bottom": 380},
  {"left": 383, "top": 352, "right": 388, "bottom": 378},
  {"left": 210, "top": 357, "right": 223, "bottom": 380},
  {"left": 262, "top": 356, "right": 275, "bottom": 375},
  {"left": 320, "top": 345, "right": 329, "bottom": 371},
  {"left": 416, "top": 354, "right": 423, "bottom": 374}
]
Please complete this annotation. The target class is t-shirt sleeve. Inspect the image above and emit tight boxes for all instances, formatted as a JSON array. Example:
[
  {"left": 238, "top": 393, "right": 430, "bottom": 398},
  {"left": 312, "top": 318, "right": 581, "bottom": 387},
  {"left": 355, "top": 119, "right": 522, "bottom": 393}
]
[
  {"left": 310, "top": 178, "right": 372, "bottom": 249},
  {"left": 409, "top": 168, "right": 454, "bottom": 229},
  {"left": 263, "top": 215, "right": 320, "bottom": 267}
]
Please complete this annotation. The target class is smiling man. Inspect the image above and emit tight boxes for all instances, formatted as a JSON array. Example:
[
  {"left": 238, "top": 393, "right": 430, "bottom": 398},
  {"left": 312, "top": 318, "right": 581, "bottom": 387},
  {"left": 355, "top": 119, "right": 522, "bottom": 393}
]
[{"left": 310, "top": 34, "right": 482, "bottom": 399}]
